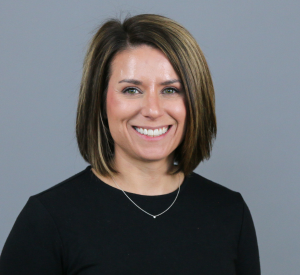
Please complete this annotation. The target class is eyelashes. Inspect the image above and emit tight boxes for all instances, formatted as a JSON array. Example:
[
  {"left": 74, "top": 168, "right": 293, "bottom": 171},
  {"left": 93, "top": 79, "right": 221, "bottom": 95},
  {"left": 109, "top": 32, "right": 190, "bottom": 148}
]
[
  {"left": 123, "top": 87, "right": 140, "bottom": 95},
  {"left": 163, "top": 88, "right": 179, "bottom": 94},
  {"left": 122, "top": 87, "right": 180, "bottom": 95}
]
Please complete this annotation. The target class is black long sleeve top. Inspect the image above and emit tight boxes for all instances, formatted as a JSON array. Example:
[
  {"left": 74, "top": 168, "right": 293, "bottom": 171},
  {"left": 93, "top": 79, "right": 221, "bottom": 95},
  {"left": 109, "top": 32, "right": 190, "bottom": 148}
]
[{"left": 0, "top": 166, "right": 260, "bottom": 274}]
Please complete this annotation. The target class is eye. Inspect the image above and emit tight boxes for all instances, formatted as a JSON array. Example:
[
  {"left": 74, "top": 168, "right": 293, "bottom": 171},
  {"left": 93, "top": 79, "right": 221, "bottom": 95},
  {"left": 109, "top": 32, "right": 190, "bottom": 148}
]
[
  {"left": 123, "top": 87, "right": 140, "bottom": 95},
  {"left": 163, "top": 88, "right": 178, "bottom": 94}
]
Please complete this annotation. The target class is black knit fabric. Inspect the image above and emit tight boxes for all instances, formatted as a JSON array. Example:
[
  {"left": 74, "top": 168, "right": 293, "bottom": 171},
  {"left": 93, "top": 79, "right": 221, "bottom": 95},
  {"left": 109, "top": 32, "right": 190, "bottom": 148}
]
[{"left": 0, "top": 166, "right": 260, "bottom": 274}]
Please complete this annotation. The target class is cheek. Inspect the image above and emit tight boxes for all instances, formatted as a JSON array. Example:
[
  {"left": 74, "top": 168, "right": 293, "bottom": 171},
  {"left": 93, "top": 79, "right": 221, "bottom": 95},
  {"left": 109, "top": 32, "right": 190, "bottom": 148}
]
[
  {"left": 106, "top": 89, "right": 139, "bottom": 128},
  {"left": 169, "top": 100, "right": 187, "bottom": 141},
  {"left": 175, "top": 103, "right": 187, "bottom": 142},
  {"left": 106, "top": 90, "right": 127, "bottom": 121},
  {"left": 106, "top": 89, "right": 118, "bottom": 118},
  {"left": 106, "top": 90, "right": 120, "bottom": 135},
  {"left": 170, "top": 100, "right": 186, "bottom": 125}
]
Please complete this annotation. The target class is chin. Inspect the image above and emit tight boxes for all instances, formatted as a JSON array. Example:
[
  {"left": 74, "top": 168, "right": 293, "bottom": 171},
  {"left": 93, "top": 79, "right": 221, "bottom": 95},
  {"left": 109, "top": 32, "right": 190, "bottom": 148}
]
[{"left": 136, "top": 151, "right": 172, "bottom": 162}]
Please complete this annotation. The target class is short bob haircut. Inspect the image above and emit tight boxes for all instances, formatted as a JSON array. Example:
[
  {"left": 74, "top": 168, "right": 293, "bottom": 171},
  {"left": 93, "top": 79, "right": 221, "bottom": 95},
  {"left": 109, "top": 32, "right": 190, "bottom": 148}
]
[{"left": 76, "top": 14, "right": 216, "bottom": 177}]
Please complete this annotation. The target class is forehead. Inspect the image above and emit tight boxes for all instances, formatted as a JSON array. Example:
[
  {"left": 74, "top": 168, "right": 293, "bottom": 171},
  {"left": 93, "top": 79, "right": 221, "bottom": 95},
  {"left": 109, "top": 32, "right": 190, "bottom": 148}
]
[{"left": 109, "top": 45, "right": 179, "bottom": 82}]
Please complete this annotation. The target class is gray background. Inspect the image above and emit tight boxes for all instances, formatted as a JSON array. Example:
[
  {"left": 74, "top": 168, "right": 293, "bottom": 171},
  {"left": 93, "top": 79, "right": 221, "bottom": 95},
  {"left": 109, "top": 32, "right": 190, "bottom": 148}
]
[{"left": 1, "top": 0, "right": 299, "bottom": 273}]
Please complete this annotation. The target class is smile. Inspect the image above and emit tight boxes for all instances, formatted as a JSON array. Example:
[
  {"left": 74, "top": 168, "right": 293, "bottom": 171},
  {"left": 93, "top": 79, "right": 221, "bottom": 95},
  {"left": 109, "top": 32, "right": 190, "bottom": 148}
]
[{"left": 133, "top": 126, "right": 171, "bottom": 137}]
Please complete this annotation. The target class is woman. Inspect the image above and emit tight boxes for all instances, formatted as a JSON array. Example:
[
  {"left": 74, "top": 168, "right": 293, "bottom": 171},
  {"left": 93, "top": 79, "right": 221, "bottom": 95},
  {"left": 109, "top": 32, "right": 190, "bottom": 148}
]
[{"left": 0, "top": 14, "right": 260, "bottom": 274}]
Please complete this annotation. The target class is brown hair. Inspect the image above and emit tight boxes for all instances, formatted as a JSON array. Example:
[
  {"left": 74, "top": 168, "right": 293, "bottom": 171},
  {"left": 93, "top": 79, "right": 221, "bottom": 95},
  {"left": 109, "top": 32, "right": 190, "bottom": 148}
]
[{"left": 76, "top": 14, "right": 216, "bottom": 176}]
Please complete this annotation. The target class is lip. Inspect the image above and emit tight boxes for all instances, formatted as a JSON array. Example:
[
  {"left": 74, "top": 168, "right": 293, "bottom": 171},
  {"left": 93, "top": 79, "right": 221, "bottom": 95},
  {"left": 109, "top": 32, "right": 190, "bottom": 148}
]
[
  {"left": 132, "top": 125, "right": 170, "bottom": 130},
  {"left": 131, "top": 125, "right": 172, "bottom": 140}
]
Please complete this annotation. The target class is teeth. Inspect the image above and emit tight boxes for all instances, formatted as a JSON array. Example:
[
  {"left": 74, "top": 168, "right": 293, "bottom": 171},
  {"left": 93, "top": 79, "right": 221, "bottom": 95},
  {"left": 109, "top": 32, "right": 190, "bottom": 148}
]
[
  {"left": 148, "top": 129, "right": 153, "bottom": 136},
  {"left": 134, "top": 126, "right": 169, "bottom": 137}
]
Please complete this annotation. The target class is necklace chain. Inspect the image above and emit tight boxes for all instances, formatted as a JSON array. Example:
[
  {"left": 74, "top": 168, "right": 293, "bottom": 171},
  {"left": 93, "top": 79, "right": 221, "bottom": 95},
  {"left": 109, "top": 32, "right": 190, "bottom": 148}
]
[{"left": 111, "top": 176, "right": 181, "bottom": 219}]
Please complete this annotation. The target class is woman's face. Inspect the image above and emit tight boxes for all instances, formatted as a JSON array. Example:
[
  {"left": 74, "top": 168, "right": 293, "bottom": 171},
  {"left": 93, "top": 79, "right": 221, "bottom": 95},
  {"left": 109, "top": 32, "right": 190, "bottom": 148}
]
[{"left": 106, "top": 45, "right": 186, "bottom": 164}]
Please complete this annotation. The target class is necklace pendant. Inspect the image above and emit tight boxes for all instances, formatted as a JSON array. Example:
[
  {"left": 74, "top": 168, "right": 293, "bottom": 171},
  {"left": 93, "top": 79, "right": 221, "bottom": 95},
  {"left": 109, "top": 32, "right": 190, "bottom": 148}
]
[{"left": 153, "top": 216, "right": 156, "bottom": 218}]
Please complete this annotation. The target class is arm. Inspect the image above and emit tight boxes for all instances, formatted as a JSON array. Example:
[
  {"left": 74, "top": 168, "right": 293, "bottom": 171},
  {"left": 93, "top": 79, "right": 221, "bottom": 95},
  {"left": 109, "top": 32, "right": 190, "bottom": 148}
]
[
  {"left": 236, "top": 196, "right": 261, "bottom": 275},
  {"left": 0, "top": 197, "right": 64, "bottom": 275}
]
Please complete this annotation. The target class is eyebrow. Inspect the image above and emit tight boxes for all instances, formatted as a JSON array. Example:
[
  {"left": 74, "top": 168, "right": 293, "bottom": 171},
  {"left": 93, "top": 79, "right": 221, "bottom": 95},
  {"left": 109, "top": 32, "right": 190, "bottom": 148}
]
[
  {"left": 118, "top": 79, "right": 182, "bottom": 85},
  {"left": 118, "top": 79, "right": 142, "bottom": 85},
  {"left": 160, "top": 79, "right": 182, "bottom": 85}
]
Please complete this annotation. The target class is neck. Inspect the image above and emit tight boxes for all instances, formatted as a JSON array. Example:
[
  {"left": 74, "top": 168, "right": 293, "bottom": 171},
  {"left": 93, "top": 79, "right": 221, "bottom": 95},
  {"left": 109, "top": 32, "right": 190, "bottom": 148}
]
[{"left": 93, "top": 151, "right": 183, "bottom": 196}]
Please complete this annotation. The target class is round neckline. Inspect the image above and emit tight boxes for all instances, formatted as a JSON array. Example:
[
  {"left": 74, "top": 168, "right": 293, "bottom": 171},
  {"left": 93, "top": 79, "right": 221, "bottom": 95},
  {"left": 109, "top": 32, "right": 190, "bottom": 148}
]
[{"left": 88, "top": 166, "right": 188, "bottom": 198}]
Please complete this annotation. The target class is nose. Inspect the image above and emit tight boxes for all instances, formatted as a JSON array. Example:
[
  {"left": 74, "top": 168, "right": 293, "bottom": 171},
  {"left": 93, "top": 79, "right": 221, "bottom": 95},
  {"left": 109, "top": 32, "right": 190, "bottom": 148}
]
[{"left": 140, "top": 90, "right": 164, "bottom": 119}]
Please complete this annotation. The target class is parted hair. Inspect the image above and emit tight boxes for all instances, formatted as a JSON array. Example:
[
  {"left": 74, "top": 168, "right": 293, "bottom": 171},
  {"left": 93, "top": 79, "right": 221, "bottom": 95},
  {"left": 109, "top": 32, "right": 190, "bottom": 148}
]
[{"left": 76, "top": 14, "right": 216, "bottom": 176}]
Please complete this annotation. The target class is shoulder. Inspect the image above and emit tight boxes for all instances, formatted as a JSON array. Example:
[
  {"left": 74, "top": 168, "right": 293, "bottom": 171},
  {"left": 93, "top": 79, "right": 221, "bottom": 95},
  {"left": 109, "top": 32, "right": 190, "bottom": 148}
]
[
  {"left": 29, "top": 166, "right": 96, "bottom": 217},
  {"left": 34, "top": 166, "right": 92, "bottom": 197},
  {"left": 33, "top": 166, "right": 93, "bottom": 196},
  {"left": 185, "top": 172, "right": 245, "bottom": 209},
  {"left": 185, "top": 172, "right": 252, "bottom": 234},
  {"left": 187, "top": 172, "right": 242, "bottom": 198}
]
